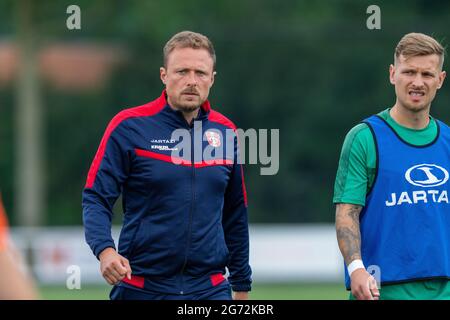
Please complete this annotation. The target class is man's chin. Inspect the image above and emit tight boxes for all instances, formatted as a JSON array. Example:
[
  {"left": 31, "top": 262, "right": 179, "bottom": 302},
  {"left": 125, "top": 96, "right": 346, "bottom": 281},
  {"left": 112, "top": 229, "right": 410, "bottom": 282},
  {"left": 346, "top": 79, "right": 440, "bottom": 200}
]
[
  {"left": 407, "top": 104, "right": 429, "bottom": 112},
  {"left": 401, "top": 100, "right": 430, "bottom": 113},
  {"left": 177, "top": 104, "right": 201, "bottom": 113}
]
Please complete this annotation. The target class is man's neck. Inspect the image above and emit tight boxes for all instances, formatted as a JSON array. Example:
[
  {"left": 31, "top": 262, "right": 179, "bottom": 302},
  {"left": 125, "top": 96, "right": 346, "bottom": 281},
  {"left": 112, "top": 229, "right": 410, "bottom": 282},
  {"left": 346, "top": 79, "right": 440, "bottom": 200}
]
[
  {"left": 182, "top": 109, "right": 200, "bottom": 126},
  {"left": 166, "top": 96, "right": 200, "bottom": 125},
  {"left": 390, "top": 102, "right": 430, "bottom": 130}
]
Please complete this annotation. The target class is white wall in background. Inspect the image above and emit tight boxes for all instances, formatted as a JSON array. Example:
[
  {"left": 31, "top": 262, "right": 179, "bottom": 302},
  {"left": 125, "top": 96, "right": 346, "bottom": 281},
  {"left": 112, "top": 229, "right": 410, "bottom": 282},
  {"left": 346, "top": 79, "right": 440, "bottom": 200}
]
[{"left": 10, "top": 224, "right": 344, "bottom": 285}]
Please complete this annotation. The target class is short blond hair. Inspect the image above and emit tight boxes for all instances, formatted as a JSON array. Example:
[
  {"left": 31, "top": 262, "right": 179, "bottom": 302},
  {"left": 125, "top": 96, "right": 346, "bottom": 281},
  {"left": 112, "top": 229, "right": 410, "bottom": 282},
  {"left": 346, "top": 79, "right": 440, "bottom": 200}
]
[
  {"left": 395, "top": 33, "right": 445, "bottom": 69},
  {"left": 163, "top": 31, "right": 216, "bottom": 69}
]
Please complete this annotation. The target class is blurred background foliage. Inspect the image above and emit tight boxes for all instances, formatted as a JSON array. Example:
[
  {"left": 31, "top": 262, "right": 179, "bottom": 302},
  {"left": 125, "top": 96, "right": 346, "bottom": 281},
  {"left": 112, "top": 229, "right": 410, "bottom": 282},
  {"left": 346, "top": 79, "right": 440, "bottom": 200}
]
[{"left": 1, "top": 0, "right": 450, "bottom": 225}]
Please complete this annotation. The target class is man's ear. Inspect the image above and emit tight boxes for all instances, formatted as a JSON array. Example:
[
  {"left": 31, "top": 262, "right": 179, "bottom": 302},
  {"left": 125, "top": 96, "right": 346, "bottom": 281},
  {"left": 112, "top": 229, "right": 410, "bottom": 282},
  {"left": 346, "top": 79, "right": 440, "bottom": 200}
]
[
  {"left": 210, "top": 71, "right": 216, "bottom": 87},
  {"left": 437, "top": 70, "right": 446, "bottom": 89},
  {"left": 160, "top": 67, "right": 167, "bottom": 85},
  {"left": 389, "top": 64, "right": 396, "bottom": 85}
]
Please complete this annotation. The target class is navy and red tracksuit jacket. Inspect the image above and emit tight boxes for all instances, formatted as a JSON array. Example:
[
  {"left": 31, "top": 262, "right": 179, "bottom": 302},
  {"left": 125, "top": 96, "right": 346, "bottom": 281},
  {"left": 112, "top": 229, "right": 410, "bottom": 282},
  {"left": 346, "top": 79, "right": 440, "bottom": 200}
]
[{"left": 82, "top": 90, "right": 252, "bottom": 294}]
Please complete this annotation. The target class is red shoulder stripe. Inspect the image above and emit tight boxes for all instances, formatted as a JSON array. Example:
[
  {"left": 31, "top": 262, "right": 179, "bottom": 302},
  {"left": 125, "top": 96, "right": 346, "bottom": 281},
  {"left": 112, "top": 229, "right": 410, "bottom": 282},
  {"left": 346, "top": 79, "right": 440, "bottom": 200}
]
[
  {"left": 84, "top": 91, "right": 167, "bottom": 188},
  {"left": 208, "top": 110, "right": 237, "bottom": 130}
]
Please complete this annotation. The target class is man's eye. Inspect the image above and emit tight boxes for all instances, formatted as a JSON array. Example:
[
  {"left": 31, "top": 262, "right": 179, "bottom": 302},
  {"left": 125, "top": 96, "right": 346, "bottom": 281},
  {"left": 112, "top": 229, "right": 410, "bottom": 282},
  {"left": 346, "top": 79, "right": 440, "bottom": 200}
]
[{"left": 177, "top": 70, "right": 186, "bottom": 75}]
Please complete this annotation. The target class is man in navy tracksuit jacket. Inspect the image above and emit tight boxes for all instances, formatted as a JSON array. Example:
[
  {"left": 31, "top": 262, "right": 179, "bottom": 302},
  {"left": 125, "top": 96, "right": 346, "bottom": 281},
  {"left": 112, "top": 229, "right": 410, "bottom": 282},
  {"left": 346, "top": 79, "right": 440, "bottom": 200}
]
[{"left": 82, "top": 31, "right": 252, "bottom": 300}]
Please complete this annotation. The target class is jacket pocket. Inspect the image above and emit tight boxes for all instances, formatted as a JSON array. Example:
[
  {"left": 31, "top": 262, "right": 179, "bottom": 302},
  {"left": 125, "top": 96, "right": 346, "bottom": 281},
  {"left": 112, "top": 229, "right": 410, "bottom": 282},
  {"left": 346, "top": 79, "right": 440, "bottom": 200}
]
[
  {"left": 216, "top": 223, "right": 230, "bottom": 264},
  {"left": 127, "top": 221, "right": 143, "bottom": 259}
]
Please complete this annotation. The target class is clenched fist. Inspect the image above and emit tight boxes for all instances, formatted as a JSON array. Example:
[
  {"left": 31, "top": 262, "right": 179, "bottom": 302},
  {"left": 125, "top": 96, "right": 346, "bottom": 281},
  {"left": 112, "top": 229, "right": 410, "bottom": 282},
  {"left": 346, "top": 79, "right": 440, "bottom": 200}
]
[{"left": 99, "top": 248, "right": 132, "bottom": 285}]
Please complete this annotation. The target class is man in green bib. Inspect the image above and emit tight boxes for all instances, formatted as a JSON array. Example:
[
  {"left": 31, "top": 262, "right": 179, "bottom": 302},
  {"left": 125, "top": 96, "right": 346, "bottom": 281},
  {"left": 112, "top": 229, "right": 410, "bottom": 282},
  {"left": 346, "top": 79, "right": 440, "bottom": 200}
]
[{"left": 334, "top": 33, "right": 450, "bottom": 300}]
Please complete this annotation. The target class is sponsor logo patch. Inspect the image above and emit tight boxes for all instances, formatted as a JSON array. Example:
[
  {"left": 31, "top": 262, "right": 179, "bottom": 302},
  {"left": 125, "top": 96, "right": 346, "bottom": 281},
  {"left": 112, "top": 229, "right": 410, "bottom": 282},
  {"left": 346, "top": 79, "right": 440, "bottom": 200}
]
[
  {"left": 385, "top": 163, "right": 449, "bottom": 207},
  {"left": 405, "top": 164, "right": 449, "bottom": 187},
  {"left": 205, "top": 130, "right": 221, "bottom": 147}
]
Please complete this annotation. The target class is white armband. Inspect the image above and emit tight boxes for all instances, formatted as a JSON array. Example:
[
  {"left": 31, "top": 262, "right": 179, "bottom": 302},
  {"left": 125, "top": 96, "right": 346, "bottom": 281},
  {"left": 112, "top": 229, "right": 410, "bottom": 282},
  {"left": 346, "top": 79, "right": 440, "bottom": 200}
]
[{"left": 347, "top": 259, "right": 365, "bottom": 277}]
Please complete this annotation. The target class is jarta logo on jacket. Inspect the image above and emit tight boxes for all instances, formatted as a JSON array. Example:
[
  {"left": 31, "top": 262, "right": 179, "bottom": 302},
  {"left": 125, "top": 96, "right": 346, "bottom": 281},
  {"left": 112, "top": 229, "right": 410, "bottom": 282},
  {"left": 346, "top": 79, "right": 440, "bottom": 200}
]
[{"left": 385, "top": 164, "right": 449, "bottom": 207}]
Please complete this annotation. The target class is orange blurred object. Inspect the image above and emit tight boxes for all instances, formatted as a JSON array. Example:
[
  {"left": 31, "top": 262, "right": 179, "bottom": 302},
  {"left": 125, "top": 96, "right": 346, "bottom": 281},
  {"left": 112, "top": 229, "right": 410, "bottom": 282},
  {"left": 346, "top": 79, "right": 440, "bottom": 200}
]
[
  {"left": 0, "top": 197, "right": 9, "bottom": 252},
  {"left": 0, "top": 195, "right": 40, "bottom": 299}
]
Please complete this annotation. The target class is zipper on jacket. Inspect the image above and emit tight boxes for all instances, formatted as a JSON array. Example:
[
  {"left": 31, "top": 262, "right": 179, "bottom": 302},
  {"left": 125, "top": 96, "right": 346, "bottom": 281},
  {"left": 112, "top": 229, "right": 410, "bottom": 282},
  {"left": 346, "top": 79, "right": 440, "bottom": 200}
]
[{"left": 179, "top": 124, "right": 196, "bottom": 294}]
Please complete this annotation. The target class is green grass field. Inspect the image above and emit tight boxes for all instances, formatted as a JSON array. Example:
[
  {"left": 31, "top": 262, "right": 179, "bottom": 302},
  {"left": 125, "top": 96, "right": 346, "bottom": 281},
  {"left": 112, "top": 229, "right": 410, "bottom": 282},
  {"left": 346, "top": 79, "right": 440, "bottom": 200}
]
[{"left": 39, "top": 283, "right": 348, "bottom": 300}]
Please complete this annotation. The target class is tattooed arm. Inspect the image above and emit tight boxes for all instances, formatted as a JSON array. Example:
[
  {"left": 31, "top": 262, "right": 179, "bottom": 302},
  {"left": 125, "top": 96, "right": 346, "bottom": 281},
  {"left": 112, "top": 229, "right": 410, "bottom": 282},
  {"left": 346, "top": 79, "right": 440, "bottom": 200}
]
[
  {"left": 335, "top": 203, "right": 362, "bottom": 265},
  {"left": 335, "top": 203, "right": 379, "bottom": 300}
]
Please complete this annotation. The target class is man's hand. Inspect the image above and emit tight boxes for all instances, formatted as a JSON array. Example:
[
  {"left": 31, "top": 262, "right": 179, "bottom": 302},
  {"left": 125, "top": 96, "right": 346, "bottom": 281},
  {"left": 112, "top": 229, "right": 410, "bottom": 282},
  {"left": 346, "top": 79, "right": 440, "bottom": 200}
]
[
  {"left": 233, "top": 291, "right": 249, "bottom": 300},
  {"left": 99, "top": 247, "right": 132, "bottom": 285},
  {"left": 350, "top": 269, "right": 380, "bottom": 300}
]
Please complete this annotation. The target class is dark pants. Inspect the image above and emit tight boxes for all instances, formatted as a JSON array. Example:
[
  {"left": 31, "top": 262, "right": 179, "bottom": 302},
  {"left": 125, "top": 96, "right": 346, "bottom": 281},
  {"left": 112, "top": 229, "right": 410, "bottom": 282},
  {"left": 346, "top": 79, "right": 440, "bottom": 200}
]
[{"left": 110, "top": 281, "right": 233, "bottom": 300}]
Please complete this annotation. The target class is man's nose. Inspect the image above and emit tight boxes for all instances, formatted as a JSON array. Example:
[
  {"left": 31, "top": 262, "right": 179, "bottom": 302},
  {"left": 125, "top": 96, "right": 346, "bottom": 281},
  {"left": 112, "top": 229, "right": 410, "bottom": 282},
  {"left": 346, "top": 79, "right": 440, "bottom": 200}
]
[
  {"left": 412, "top": 74, "right": 425, "bottom": 87},
  {"left": 186, "top": 71, "right": 198, "bottom": 86}
]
